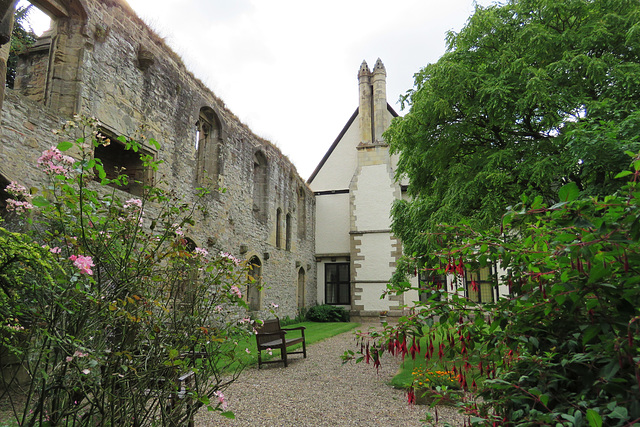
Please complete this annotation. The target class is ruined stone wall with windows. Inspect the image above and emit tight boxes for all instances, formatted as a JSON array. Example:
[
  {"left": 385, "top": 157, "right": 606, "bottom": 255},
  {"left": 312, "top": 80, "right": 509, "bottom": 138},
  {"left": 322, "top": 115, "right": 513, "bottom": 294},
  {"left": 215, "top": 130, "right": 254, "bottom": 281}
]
[{"left": 0, "top": 0, "right": 316, "bottom": 318}]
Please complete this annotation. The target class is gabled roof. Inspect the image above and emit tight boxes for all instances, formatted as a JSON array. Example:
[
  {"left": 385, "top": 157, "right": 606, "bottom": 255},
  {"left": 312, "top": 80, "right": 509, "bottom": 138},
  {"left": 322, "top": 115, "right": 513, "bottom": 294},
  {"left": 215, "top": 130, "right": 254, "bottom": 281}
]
[{"left": 307, "top": 103, "right": 398, "bottom": 184}]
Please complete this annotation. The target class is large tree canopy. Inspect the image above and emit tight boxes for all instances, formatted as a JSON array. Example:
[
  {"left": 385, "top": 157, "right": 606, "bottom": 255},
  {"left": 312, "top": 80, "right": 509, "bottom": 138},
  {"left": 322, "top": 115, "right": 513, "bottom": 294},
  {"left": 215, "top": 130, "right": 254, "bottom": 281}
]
[{"left": 388, "top": 0, "right": 640, "bottom": 255}]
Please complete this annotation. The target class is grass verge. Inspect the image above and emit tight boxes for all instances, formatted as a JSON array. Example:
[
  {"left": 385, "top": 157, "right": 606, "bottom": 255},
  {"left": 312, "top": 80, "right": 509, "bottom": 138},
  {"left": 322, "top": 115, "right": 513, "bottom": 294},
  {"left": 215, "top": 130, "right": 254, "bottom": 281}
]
[{"left": 224, "top": 321, "right": 360, "bottom": 369}]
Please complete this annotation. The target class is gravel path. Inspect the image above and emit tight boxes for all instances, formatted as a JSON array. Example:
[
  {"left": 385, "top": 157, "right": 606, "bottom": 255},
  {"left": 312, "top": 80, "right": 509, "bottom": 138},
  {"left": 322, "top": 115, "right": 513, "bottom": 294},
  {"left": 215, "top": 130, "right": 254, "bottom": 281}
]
[{"left": 195, "top": 325, "right": 465, "bottom": 426}]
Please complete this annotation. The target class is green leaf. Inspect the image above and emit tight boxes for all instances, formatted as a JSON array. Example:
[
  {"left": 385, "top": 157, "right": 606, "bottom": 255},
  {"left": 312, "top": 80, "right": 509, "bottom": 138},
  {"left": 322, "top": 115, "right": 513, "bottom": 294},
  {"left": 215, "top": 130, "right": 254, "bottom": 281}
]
[
  {"left": 614, "top": 170, "right": 633, "bottom": 179},
  {"left": 220, "top": 411, "right": 235, "bottom": 419},
  {"left": 149, "top": 138, "right": 160, "bottom": 150},
  {"left": 586, "top": 409, "right": 602, "bottom": 427},
  {"left": 57, "top": 141, "right": 73, "bottom": 151},
  {"left": 559, "top": 182, "right": 579, "bottom": 202},
  {"left": 32, "top": 196, "right": 50, "bottom": 207}
]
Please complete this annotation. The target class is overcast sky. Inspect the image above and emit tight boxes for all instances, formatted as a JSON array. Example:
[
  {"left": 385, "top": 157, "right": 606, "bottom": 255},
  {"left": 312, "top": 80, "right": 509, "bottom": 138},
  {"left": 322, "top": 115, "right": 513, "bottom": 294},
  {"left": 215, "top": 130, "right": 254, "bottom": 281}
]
[{"left": 27, "top": 0, "right": 497, "bottom": 179}]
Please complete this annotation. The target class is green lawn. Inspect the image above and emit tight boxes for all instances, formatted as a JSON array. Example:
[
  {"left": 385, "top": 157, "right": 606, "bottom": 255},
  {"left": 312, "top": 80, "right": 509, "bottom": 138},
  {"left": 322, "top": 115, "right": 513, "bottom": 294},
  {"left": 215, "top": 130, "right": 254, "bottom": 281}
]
[{"left": 224, "top": 321, "right": 360, "bottom": 369}]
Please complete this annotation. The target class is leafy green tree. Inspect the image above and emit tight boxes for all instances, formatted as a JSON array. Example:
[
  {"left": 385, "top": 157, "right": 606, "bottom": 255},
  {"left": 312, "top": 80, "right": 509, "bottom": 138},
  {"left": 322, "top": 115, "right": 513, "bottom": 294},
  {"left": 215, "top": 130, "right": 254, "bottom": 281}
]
[
  {"left": 388, "top": 0, "right": 640, "bottom": 257},
  {"left": 6, "top": 5, "right": 36, "bottom": 88},
  {"left": 347, "top": 162, "right": 640, "bottom": 425}
]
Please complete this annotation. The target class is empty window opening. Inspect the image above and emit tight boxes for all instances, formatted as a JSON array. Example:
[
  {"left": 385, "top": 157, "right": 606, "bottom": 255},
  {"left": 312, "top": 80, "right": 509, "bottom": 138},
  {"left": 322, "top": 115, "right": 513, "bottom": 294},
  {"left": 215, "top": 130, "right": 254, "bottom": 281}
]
[
  {"left": 247, "top": 256, "right": 262, "bottom": 312},
  {"left": 285, "top": 213, "right": 292, "bottom": 251},
  {"left": 297, "top": 267, "right": 306, "bottom": 309},
  {"left": 275, "top": 208, "right": 282, "bottom": 248},
  {"left": 195, "top": 107, "right": 223, "bottom": 187},
  {"left": 252, "top": 151, "right": 268, "bottom": 219},
  {"left": 94, "top": 130, "right": 152, "bottom": 196},
  {"left": 297, "top": 187, "right": 306, "bottom": 240},
  {"left": 9, "top": 0, "right": 86, "bottom": 116}
]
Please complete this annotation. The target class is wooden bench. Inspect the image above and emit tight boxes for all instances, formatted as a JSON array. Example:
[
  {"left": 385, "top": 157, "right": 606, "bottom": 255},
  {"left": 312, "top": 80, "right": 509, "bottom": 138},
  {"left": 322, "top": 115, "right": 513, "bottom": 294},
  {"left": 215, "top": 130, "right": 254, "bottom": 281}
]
[{"left": 255, "top": 318, "right": 306, "bottom": 368}]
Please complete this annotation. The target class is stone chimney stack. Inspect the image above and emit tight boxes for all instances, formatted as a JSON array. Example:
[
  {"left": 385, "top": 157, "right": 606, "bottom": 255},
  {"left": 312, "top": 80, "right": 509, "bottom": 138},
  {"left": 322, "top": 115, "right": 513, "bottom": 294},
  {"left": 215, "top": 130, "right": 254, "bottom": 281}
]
[
  {"left": 358, "top": 60, "right": 373, "bottom": 145},
  {"left": 372, "top": 58, "right": 387, "bottom": 143}
]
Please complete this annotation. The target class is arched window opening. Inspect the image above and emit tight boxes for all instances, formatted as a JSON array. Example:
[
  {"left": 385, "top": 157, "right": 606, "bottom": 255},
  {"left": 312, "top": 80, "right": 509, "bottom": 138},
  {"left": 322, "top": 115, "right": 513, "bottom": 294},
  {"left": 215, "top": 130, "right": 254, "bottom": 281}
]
[
  {"left": 94, "top": 128, "right": 152, "bottom": 196},
  {"left": 195, "top": 107, "right": 222, "bottom": 187},
  {"left": 252, "top": 151, "right": 267, "bottom": 219},
  {"left": 297, "top": 267, "right": 306, "bottom": 309},
  {"left": 275, "top": 208, "right": 282, "bottom": 248},
  {"left": 247, "top": 256, "right": 262, "bottom": 312},
  {"left": 297, "top": 187, "right": 306, "bottom": 240},
  {"left": 285, "top": 213, "right": 292, "bottom": 251}
]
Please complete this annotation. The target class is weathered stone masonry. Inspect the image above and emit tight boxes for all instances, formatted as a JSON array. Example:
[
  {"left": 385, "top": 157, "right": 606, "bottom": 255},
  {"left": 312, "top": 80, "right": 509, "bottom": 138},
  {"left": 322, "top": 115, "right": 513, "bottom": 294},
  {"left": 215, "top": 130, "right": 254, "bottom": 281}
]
[{"left": 0, "top": 0, "right": 316, "bottom": 319}]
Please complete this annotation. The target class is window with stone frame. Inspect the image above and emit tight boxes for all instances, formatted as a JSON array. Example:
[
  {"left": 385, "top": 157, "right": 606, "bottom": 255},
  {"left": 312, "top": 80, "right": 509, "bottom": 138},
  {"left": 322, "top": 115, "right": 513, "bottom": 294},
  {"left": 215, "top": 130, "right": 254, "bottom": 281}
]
[
  {"left": 252, "top": 151, "right": 268, "bottom": 220},
  {"left": 325, "top": 263, "right": 350, "bottom": 305},
  {"left": 465, "top": 266, "right": 495, "bottom": 303},
  {"left": 297, "top": 267, "right": 306, "bottom": 309},
  {"left": 11, "top": 0, "right": 86, "bottom": 116},
  {"left": 195, "top": 107, "right": 223, "bottom": 187},
  {"left": 247, "top": 256, "right": 262, "bottom": 312},
  {"left": 275, "top": 208, "right": 282, "bottom": 248},
  {"left": 418, "top": 269, "right": 446, "bottom": 302},
  {"left": 93, "top": 129, "right": 153, "bottom": 197},
  {"left": 285, "top": 213, "right": 292, "bottom": 251},
  {"left": 176, "top": 237, "right": 198, "bottom": 310},
  {"left": 297, "top": 187, "right": 306, "bottom": 240}
]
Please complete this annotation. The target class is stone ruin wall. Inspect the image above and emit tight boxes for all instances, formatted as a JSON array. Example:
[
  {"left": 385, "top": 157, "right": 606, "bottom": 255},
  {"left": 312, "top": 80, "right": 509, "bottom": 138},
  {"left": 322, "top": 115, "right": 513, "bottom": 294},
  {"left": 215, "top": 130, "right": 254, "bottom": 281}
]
[{"left": 0, "top": 0, "right": 316, "bottom": 320}]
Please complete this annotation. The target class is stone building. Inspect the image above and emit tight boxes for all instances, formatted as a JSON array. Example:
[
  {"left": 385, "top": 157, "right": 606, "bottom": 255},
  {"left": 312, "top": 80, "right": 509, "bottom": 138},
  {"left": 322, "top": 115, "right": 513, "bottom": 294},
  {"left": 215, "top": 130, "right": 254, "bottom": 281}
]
[
  {"left": 0, "top": 0, "right": 316, "bottom": 319},
  {"left": 308, "top": 59, "right": 419, "bottom": 320}
]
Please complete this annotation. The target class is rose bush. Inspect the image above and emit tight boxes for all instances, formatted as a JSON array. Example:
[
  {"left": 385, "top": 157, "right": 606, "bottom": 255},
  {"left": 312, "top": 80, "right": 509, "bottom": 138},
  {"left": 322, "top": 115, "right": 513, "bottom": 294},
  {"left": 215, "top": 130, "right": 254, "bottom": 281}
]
[{"left": 0, "top": 117, "right": 256, "bottom": 426}]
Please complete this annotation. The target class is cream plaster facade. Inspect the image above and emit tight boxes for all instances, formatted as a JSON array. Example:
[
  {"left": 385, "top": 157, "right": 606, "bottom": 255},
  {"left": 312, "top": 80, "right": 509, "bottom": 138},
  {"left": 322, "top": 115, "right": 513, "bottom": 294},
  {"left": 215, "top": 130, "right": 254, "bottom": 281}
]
[{"left": 309, "top": 59, "right": 419, "bottom": 319}]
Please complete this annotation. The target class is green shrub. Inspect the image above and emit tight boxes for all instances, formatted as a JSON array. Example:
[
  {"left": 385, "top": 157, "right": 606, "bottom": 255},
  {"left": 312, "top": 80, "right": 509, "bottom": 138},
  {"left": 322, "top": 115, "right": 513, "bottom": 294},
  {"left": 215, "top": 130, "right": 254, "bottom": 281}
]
[{"left": 306, "top": 304, "right": 349, "bottom": 322}]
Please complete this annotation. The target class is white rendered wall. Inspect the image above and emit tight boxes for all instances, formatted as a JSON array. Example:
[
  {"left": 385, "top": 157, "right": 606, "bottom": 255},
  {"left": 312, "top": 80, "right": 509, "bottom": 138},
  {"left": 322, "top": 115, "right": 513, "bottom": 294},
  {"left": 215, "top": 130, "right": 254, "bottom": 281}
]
[
  {"left": 309, "top": 120, "right": 359, "bottom": 192},
  {"left": 354, "top": 233, "right": 394, "bottom": 281},
  {"left": 315, "top": 193, "right": 350, "bottom": 255},
  {"left": 352, "top": 163, "right": 395, "bottom": 231}
]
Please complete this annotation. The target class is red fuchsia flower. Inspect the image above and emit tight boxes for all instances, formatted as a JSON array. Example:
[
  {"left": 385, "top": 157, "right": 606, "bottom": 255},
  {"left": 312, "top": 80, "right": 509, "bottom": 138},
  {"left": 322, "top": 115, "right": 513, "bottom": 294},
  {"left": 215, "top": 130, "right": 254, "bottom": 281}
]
[
  {"left": 387, "top": 337, "right": 395, "bottom": 356},
  {"left": 456, "top": 257, "right": 464, "bottom": 275},
  {"left": 409, "top": 337, "right": 418, "bottom": 360},
  {"left": 407, "top": 387, "right": 416, "bottom": 405},
  {"left": 400, "top": 335, "right": 408, "bottom": 360},
  {"left": 365, "top": 342, "right": 371, "bottom": 364},
  {"left": 471, "top": 280, "right": 478, "bottom": 292},
  {"left": 373, "top": 347, "right": 381, "bottom": 373},
  {"left": 69, "top": 254, "right": 94, "bottom": 275}
]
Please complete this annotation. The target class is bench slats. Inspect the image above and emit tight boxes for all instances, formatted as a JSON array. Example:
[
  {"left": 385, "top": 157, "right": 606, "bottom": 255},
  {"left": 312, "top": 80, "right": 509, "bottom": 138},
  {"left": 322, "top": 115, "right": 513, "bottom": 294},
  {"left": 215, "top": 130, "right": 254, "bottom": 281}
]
[{"left": 255, "top": 318, "right": 307, "bottom": 368}]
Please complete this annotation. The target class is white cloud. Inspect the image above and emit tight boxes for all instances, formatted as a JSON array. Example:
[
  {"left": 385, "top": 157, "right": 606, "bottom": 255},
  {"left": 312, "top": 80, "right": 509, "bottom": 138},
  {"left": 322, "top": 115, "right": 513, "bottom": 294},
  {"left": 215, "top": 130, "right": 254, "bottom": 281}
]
[{"left": 123, "top": 1, "right": 497, "bottom": 178}]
